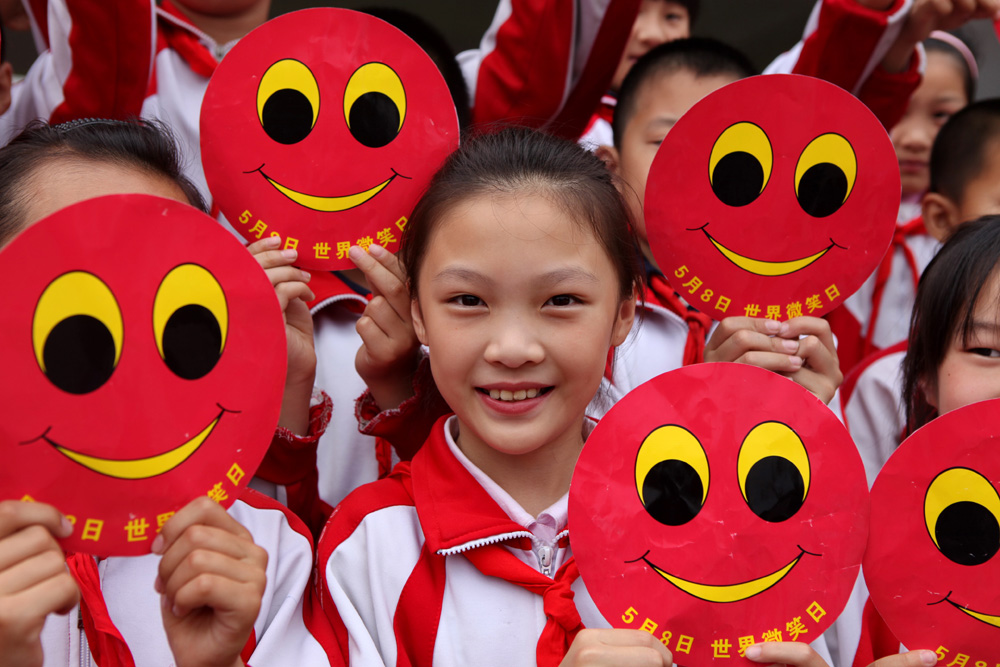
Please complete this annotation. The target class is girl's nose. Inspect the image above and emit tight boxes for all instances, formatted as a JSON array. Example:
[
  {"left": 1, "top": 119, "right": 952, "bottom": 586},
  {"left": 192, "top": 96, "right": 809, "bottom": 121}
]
[{"left": 483, "top": 316, "right": 545, "bottom": 367}]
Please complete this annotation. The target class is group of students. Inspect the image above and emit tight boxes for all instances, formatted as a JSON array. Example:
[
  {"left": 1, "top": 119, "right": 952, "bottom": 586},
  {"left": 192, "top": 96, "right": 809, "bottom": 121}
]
[{"left": 2, "top": 0, "right": 1000, "bottom": 665}]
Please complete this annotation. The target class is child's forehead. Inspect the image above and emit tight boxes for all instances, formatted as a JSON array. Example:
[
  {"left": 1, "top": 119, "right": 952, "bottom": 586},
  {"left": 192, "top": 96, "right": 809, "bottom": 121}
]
[{"left": 628, "top": 68, "right": 736, "bottom": 130}]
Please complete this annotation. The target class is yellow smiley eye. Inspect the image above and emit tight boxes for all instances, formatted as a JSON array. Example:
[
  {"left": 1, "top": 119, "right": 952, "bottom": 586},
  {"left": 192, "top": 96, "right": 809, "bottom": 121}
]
[
  {"left": 794, "top": 133, "right": 857, "bottom": 218},
  {"left": 152, "top": 264, "right": 228, "bottom": 381},
  {"left": 256, "top": 59, "right": 320, "bottom": 145},
  {"left": 924, "top": 467, "right": 1000, "bottom": 566},
  {"left": 32, "top": 271, "right": 123, "bottom": 394},
  {"left": 737, "top": 422, "right": 810, "bottom": 523},
  {"left": 708, "top": 122, "right": 773, "bottom": 207},
  {"left": 635, "top": 425, "right": 710, "bottom": 526},
  {"left": 343, "top": 62, "right": 406, "bottom": 149}
]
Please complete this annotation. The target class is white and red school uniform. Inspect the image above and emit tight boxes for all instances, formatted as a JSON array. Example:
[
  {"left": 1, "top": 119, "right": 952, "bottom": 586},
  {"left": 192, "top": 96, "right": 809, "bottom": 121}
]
[
  {"left": 9, "top": 0, "right": 643, "bottom": 197},
  {"left": 40, "top": 489, "right": 331, "bottom": 667},
  {"left": 580, "top": 0, "right": 920, "bottom": 150},
  {"left": 839, "top": 341, "right": 908, "bottom": 486},
  {"left": 315, "top": 414, "right": 837, "bottom": 666},
  {"left": 827, "top": 218, "right": 937, "bottom": 375}
]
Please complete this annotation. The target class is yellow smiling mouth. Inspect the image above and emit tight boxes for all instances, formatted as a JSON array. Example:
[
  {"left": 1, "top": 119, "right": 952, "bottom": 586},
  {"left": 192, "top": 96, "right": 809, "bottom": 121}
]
[
  {"left": 257, "top": 168, "right": 398, "bottom": 212},
  {"left": 938, "top": 595, "right": 1000, "bottom": 628},
  {"left": 639, "top": 548, "right": 810, "bottom": 603},
  {"left": 44, "top": 409, "right": 224, "bottom": 480},
  {"left": 698, "top": 227, "right": 835, "bottom": 277}
]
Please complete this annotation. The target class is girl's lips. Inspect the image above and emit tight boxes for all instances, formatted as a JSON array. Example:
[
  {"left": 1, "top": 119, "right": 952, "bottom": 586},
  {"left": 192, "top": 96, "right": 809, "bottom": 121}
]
[
  {"left": 899, "top": 159, "right": 927, "bottom": 174},
  {"left": 476, "top": 386, "right": 552, "bottom": 416}
]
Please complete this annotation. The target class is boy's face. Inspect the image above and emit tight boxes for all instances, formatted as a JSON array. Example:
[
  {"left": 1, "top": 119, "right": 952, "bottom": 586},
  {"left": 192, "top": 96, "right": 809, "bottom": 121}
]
[
  {"left": 607, "top": 69, "right": 737, "bottom": 260},
  {"left": 956, "top": 141, "right": 1000, "bottom": 225},
  {"left": 611, "top": 0, "right": 691, "bottom": 91}
]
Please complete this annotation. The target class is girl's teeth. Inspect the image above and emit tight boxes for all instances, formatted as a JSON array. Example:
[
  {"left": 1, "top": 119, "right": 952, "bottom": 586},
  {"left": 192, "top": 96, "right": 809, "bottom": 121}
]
[{"left": 487, "top": 388, "right": 543, "bottom": 401}]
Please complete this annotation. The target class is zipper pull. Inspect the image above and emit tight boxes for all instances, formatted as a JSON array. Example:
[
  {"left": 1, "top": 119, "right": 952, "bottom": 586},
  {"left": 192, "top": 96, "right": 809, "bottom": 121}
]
[{"left": 538, "top": 545, "right": 554, "bottom": 577}]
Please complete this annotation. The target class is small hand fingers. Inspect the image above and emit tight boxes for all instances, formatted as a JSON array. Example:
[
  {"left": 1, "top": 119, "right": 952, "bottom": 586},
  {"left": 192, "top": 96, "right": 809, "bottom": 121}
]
[
  {"left": 706, "top": 317, "right": 782, "bottom": 352},
  {"left": 745, "top": 642, "right": 827, "bottom": 667},
  {"left": 0, "top": 501, "right": 72, "bottom": 542},
  {"left": 160, "top": 544, "right": 266, "bottom": 609},
  {"left": 1, "top": 571, "right": 80, "bottom": 626},
  {"left": 253, "top": 248, "right": 300, "bottom": 271},
  {"left": 153, "top": 497, "right": 252, "bottom": 556},
  {"left": 708, "top": 328, "right": 800, "bottom": 364},
  {"left": 166, "top": 570, "right": 265, "bottom": 619},
  {"left": 0, "top": 524, "right": 66, "bottom": 574},
  {"left": 0, "top": 547, "right": 70, "bottom": 598},
  {"left": 264, "top": 265, "right": 311, "bottom": 288},
  {"left": 275, "top": 281, "right": 316, "bottom": 312},
  {"left": 156, "top": 523, "right": 260, "bottom": 592},
  {"left": 245, "top": 236, "right": 281, "bottom": 257},
  {"left": 736, "top": 350, "right": 803, "bottom": 373}
]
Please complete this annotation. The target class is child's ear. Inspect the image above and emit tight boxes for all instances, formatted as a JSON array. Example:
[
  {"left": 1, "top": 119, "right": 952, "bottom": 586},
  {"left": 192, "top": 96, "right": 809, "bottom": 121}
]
[
  {"left": 611, "top": 293, "right": 637, "bottom": 347},
  {"left": 921, "top": 192, "right": 960, "bottom": 242},
  {"left": 595, "top": 145, "right": 621, "bottom": 176},
  {"left": 411, "top": 298, "right": 428, "bottom": 346},
  {"left": 920, "top": 374, "right": 938, "bottom": 410}
]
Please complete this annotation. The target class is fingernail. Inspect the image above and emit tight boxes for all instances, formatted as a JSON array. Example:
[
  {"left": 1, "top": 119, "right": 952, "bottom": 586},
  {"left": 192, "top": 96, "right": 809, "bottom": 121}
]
[
  {"left": 789, "top": 355, "right": 803, "bottom": 368},
  {"left": 745, "top": 645, "right": 762, "bottom": 660},
  {"left": 172, "top": 604, "right": 182, "bottom": 618},
  {"left": 60, "top": 515, "right": 73, "bottom": 536},
  {"left": 782, "top": 339, "right": 799, "bottom": 353},
  {"left": 369, "top": 243, "right": 386, "bottom": 257},
  {"left": 264, "top": 235, "right": 281, "bottom": 247},
  {"left": 764, "top": 319, "right": 780, "bottom": 333},
  {"left": 161, "top": 594, "right": 168, "bottom": 610},
  {"left": 300, "top": 270, "right": 311, "bottom": 282},
  {"left": 779, "top": 322, "right": 791, "bottom": 336},
  {"left": 154, "top": 575, "right": 163, "bottom": 593},
  {"left": 281, "top": 248, "right": 297, "bottom": 260},
  {"left": 151, "top": 534, "right": 164, "bottom": 554},
  {"left": 348, "top": 246, "right": 363, "bottom": 261},
  {"left": 919, "top": 651, "right": 938, "bottom": 666}
]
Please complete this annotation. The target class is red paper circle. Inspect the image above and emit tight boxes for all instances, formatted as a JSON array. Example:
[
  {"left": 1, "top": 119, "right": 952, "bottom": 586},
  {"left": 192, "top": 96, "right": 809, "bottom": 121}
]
[
  {"left": 570, "top": 363, "right": 868, "bottom": 664},
  {"left": 645, "top": 74, "right": 898, "bottom": 321},
  {"left": 201, "top": 8, "right": 460, "bottom": 270},
  {"left": 865, "top": 398, "right": 1000, "bottom": 661},
  {"left": 0, "top": 194, "right": 286, "bottom": 557}
]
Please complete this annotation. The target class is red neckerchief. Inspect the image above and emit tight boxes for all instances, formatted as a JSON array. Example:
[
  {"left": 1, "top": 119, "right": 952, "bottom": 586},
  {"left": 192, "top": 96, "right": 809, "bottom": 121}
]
[
  {"left": 156, "top": 0, "right": 218, "bottom": 79},
  {"left": 865, "top": 216, "right": 926, "bottom": 357},
  {"left": 647, "top": 273, "right": 713, "bottom": 366},
  {"left": 410, "top": 416, "right": 584, "bottom": 665},
  {"left": 65, "top": 553, "right": 136, "bottom": 667},
  {"left": 464, "top": 549, "right": 583, "bottom": 667},
  {"left": 851, "top": 596, "right": 900, "bottom": 667}
]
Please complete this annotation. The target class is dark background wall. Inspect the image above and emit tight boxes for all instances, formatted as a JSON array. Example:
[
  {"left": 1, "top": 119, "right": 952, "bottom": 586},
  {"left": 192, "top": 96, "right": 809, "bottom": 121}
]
[{"left": 6, "top": 2, "right": 998, "bottom": 99}]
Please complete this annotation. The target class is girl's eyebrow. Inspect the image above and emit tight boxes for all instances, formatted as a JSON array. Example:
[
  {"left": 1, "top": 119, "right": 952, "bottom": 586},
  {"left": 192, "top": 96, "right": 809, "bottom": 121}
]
[
  {"left": 539, "top": 267, "right": 601, "bottom": 285},
  {"left": 431, "top": 267, "right": 492, "bottom": 285},
  {"left": 431, "top": 266, "right": 599, "bottom": 285},
  {"left": 969, "top": 320, "right": 1000, "bottom": 335}
]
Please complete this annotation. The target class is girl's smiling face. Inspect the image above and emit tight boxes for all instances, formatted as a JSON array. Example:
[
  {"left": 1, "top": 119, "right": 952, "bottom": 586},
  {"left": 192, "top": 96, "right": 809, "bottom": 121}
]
[
  {"left": 890, "top": 51, "right": 969, "bottom": 198},
  {"left": 412, "top": 192, "right": 635, "bottom": 467},
  {"left": 928, "top": 269, "right": 1000, "bottom": 416}
]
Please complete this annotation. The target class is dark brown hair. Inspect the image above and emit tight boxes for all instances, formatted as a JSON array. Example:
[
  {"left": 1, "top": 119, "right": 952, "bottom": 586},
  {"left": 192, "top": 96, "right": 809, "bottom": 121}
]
[
  {"left": 0, "top": 118, "right": 206, "bottom": 246},
  {"left": 399, "top": 126, "right": 643, "bottom": 303},
  {"left": 903, "top": 215, "right": 1000, "bottom": 433}
]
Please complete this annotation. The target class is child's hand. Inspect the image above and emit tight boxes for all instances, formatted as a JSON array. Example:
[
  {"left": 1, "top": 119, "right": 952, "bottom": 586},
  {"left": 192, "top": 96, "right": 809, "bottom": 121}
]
[
  {"left": 559, "top": 629, "right": 672, "bottom": 666},
  {"left": 0, "top": 500, "right": 78, "bottom": 667},
  {"left": 743, "top": 641, "right": 830, "bottom": 667},
  {"left": 868, "top": 651, "right": 939, "bottom": 667},
  {"left": 350, "top": 244, "right": 420, "bottom": 411},
  {"left": 704, "top": 316, "right": 842, "bottom": 404},
  {"left": 155, "top": 497, "right": 267, "bottom": 667},
  {"left": 248, "top": 236, "right": 316, "bottom": 435},
  {"left": 881, "top": 0, "right": 1000, "bottom": 72}
]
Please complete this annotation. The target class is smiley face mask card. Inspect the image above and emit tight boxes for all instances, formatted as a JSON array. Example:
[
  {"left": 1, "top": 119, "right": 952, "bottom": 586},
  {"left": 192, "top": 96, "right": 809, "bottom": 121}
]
[
  {"left": 0, "top": 194, "right": 286, "bottom": 557},
  {"left": 570, "top": 363, "right": 869, "bottom": 665},
  {"left": 645, "top": 74, "right": 899, "bottom": 322},
  {"left": 865, "top": 398, "right": 1000, "bottom": 662},
  {"left": 201, "top": 7, "right": 460, "bottom": 270}
]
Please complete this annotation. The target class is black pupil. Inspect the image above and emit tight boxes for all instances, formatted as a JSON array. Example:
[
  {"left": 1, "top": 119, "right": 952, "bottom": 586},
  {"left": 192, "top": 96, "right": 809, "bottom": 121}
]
[
  {"left": 348, "top": 92, "right": 401, "bottom": 148},
  {"left": 641, "top": 459, "right": 704, "bottom": 526},
  {"left": 261, "top": 88, "right": 314, "bottom": 145},
  {"left": 797, "top": 163, "right": 848, "bottom": 217},
  {"left": 162, "top": 304, "right": 222, "bottom": 380},
  {"left": 43, "top": 315, "right": 116, "bottom": 394},
  {"left": 935, "top": 501, "right": 1000, "bottom": 566},
  {"left": 744, "top": 456, "right": 805, "bottom": 522},
  {"left": 711, "top": 151, "right": 764, "bottom": 207}
]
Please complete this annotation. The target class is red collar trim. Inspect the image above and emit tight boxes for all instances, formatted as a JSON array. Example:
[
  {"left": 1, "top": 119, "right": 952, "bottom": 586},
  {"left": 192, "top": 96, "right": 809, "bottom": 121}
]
[
  {"left": 307, "top": 272, "right": 369, "bottom": 313},
  {"left": 410, "top": 416, "right": 529, "bottom": 552},
  {"left": 898, "top": 215, "right": 926, "bottom": 236},
  {"left": 156, "top": 1, "right": 218, "bottom": 78}
]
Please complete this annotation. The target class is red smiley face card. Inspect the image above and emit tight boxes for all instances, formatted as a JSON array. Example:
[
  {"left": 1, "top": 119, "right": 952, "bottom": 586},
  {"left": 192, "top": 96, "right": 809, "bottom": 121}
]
[
  {"left": 201, "top": 8, "right": 460, "bottom": 270},
  {"left": 645, "top": 74, "right": 899, "bottom": 321},
  {"left": 570, "top": 363, "right": 869, "bottom": 664},
  {"left": 0, "top": 194, "right": 286, "bottom": 557},
  {"left": 865, "top": 398, "right": 1000, "bottom": 662}
]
